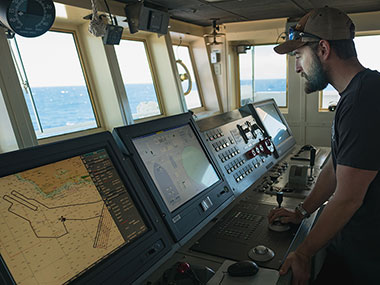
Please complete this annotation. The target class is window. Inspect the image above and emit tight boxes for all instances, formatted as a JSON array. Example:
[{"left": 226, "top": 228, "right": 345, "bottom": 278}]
[
  {"left": 9, "top": 30, "right": 98, "bottom": 139},
  {"left": 320, "top": 35, "right": 380, "bottom": 110},
  {"left": 239, "top": 44, "right": 287, "bottom": 107},
  {"left": 114, "top": 39, "right": 162, "bottom": 120},
  {"left": 173, "top": 45, "right": 203, "bottom": 110}
]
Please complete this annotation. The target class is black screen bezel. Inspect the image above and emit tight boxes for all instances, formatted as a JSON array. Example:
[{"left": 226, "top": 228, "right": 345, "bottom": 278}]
[
  {"left": 0, "top": 132, "right": 171, "bottom": 284},
  {"left": 113, "top": 112, "right": 233, "bottom": 242}
]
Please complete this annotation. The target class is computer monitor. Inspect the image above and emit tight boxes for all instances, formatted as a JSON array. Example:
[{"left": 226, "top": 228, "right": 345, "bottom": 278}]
[
  {"left": 241, "top": 99, "right": 296, "bottom": 158},
  {"left": 113, "top": 112, "right": 234, "bottom": 242},
  {"left": 0, "top": 132, "right": 171, "bottom": 285}
]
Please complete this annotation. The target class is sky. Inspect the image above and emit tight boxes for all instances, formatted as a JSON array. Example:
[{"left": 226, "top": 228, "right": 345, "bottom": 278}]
[
  {"left": 11, "top": 27, "right": 380, "bottom": 88},
  {"left": 239, "top": 36, "right": 380, "bottom": 81},
  {"left": 12, "top": 32, "right": 154, "bottom": 87},
  {"left": 13, "top": 31, "right": 87, "bottom": 87},
  {"left": 114, "top": 40, "right": 154, "bottom": 84}
]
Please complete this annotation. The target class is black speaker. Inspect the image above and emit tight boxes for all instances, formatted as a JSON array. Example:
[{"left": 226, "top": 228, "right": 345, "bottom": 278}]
[
  {"left": 124, "top": 1, "right": 143, "bottom": 34},
  {"left": 124, "top": 2, "right": 169, "bottom": 34}
]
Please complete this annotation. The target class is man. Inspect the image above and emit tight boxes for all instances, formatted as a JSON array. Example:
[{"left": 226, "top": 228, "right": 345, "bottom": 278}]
[{"left": 268, "top": 7, "right": 380, "bottom": 285}]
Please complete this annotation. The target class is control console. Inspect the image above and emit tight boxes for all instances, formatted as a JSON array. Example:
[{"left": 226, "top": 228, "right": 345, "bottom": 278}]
[
  {"left": 254, "top": 146, "right": 331, "bottom": 198},
  {"left": 197, "top": 110, "right": 277, "bottom": 197}
]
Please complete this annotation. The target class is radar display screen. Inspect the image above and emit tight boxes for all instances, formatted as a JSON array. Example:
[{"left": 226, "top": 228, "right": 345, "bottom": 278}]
[
  {"left": 255, "top": 103, "right": 290, "bottom": 147},
  {"left": 132, "top": 124, "right": 220, "bottom": 213},
  {"left": 0, "top": 149, "right": 148, "bottom": 284}
]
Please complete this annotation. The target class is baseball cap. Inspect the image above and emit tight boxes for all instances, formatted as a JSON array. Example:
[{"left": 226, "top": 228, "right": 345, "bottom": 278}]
[{"left": 274, "top": 7, "right": 355, "bottom": 54}]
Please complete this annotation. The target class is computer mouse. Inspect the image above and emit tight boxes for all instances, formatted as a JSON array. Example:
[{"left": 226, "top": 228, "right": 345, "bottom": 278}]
[{"left": 227, "top": 260, "right": 259, "bottom": 277}]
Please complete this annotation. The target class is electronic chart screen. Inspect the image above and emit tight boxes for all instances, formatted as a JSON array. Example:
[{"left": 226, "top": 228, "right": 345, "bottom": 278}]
[
  {"left": 0, "top": 149, "right": 148, "bottom": 285},
  {"left": 255, "top": 102, "right": 291, "bottom": 147},
  {"left": 132, "top": 124, "right": 220, "bottom": 213}
]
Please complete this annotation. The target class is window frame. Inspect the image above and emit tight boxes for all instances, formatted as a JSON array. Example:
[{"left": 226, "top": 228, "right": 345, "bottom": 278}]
[
  {"left": 237, "top": 43, "right": 289, "bottom": 110},
  {"left": 10, "top": 27, "right": 102, "bottom": 142},
  {"left": 118, "top": 36, "right": 166, "bottom": 122},
  {"left": 172, "top": 42, "right": 206, "bottom": 113},
  {"left": 318, "top": 32, "right": 380, "bottom": 111}
]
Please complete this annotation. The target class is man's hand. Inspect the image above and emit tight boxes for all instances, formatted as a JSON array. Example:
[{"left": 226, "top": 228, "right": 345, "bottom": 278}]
[
  {"left": 268, "top": 207, "right": 303, "bottom": 224},
  {"left": 280, "top": 251, "right": 311, "bottom": 285}
]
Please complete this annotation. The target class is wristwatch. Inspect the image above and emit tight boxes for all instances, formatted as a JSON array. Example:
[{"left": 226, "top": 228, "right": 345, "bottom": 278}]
[{"left": 295, "top": 203, "right": 310, "bottom": 219}]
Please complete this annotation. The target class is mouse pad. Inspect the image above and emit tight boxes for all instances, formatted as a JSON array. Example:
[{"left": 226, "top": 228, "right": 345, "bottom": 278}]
[{"left": 207, "top": 260, "right": 279, "bottom": 285}]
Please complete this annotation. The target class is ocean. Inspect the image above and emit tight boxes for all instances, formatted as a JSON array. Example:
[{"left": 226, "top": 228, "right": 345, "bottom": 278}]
[
  {"left": 24, "top": 80, "right": 289, "bottom": 138},
  {"left": 24, "top": 84, "right": 162, "bottom": 138}
]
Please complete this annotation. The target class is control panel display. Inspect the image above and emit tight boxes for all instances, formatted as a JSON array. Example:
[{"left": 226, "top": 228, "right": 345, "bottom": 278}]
[
  {"left": 132, "top": 124, "right": 219, "bottom": 212},
  {"left": 0, "top": 149, "right": 147, "bottom": 284},
  {"left": 198, "top": 112, "right": 277, "bottom": 196}
]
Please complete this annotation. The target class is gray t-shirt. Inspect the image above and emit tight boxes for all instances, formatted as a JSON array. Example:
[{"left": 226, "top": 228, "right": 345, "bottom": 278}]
[{"left": 331, "top": 68, "right": 380, "bottom": 283}]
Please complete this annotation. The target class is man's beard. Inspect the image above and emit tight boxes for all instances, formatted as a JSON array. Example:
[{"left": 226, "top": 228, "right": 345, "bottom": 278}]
[{"left": 302, "top": 52, "right": 328, "bottom": 94}]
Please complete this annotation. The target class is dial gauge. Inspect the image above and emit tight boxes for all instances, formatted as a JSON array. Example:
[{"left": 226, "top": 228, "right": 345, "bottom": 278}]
[{"left": 0, "top": 0, "right": 55, "bottom": 37}]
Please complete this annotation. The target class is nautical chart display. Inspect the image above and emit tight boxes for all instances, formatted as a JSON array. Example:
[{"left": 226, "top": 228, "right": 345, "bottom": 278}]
[
  {"left": 133, "top": 124, "right": 219, "bottom": 213},
  {"left": 0, "top": 149, "right": 147, "bottom": 284}
]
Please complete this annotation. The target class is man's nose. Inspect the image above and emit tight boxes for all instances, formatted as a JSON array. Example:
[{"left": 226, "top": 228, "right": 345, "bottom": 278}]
[{"left": 295, "top": 61, "right": 302, "bottom": 73}]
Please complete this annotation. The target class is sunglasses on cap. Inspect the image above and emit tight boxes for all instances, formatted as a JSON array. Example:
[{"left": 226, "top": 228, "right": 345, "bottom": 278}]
[{"left": 289, "top": 27, "right": 321, "bottom": 41}]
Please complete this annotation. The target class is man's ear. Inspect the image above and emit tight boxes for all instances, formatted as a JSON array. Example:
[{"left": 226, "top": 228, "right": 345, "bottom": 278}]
[{"left": 318, "top": 40, "right": 331, "bottom": 61}]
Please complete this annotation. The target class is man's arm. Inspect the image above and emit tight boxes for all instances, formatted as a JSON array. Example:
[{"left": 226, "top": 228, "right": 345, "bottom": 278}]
[{"left": 281, "top": 164, "right": 378, "bottom": 284}]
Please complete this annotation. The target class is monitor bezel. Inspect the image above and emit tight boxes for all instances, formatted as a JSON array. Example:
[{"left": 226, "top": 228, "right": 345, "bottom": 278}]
[
  {"left": 249, "top": 99, "right": 296, "bottom": 158},
  {"left": 113, "top": 112, "right": 233, "bottom": 242},
  {"left": 0, "top": 132, "right": 172, "bottom": 284}
]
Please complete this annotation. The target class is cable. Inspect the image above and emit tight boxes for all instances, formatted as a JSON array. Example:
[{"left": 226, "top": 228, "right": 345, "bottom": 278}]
[
  {"left": 175, "top": 37, "right": 183, "bottom": 59},
  {"left": 89, "top": 0, "right": 107, "bottom": 37},
  {"left": 218, "top": 271, "right": 227, "bottom": 285},
  {"left": 103, "top": 0, "right": 114, "bottom": 25}
]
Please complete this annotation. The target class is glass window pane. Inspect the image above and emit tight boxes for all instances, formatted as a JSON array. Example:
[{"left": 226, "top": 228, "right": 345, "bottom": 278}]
[
  {"left": 114, "top": 40, "right": 161, "bottom": 120},
  {"left": 321, "top": 35, "right": 380, "bottom": 109},
  {"left": 239, "top": 45, "right": 287, "bottom": 107},
  {"left": 253, "top": 45, "right": 287, "bottom": 106},
  {"left": 239, "top": 51, "right": 253, "bottom": 105},
  {"left": 10, "top": 31, "right": 98, "bottom": 139},
  {"left": 173, "top": 45, "right": 202, "bottom": 109}
]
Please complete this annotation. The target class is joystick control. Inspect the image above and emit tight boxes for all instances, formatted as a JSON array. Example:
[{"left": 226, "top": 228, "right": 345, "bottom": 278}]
[
  {"left": 268, "top": 191, "right": 290, "bottom": 232},
  {"left": 276, "top": 191, "right": 283, "bottom": 208},
  {"left": 309, "top": 148, "right": 316, "bottom": 181}
]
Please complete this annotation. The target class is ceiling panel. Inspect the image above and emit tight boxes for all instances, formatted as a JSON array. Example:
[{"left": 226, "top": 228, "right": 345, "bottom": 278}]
[{"left": 137, "top": 0, "right": 380, "bottom": 26}]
